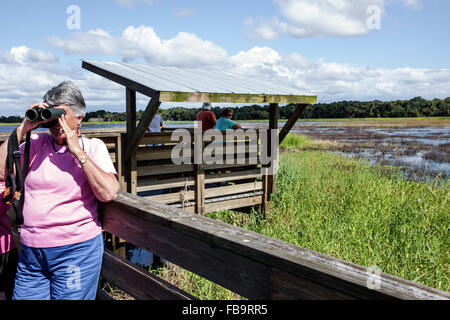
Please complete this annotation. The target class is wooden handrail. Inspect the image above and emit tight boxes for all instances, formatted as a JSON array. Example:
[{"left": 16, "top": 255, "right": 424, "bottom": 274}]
[{"left": 99, "top": 191, "right": 449, "bottom": 300}]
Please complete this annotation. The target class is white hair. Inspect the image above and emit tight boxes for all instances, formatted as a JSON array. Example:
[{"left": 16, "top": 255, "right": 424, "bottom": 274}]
[{"left": 43, "top": 81, "right": 86, "bottom": 117}]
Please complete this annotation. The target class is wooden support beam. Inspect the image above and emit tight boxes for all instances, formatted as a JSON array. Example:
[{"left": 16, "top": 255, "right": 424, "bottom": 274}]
[
  {"left": 159, "top": 91, "right": 317, "bottom": 104},
  {"left": 269, "top": 103, "right": 279, "bottom": 197},
  {"left": 114, "top": 134, "right": 124, "bottom": 191},
  {"left": 279, "top": 103, "right": 309, "bottom": 144},
  {"left": 194, "top": 164, "right": 205, "bottom": 215},
  {"left": 125, "top": 96, "right": 161, "bottom": 164},
  {"left": 125, "top": 88, "right": 137, "bottom": 195},
  {"left": 261, "top": 103, "right": 278, "bottom": 215}
]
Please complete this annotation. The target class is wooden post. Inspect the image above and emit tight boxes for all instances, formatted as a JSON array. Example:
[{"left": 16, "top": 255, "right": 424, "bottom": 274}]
[
  {"left": 194, "top": 164, "right": 205, "bottom": 215},
  {"left": 125, "top": 87, "right": 137, "bottom": 195},
  {"left": 268, "top": 103, "right": 278, "bottom": 198},
  {"left": 115, "top": 87, "right": 137, "bottom": 259},
  {"left": 261, "top": 103, "right": 278, "bottom": 214},
  {"left": 115, "top": 134, "right": 125, "bottom": 191}
]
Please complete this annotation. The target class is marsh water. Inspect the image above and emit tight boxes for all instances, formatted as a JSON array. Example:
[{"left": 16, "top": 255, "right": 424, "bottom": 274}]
[{"left": 288, "top": 125, "right": 450, "bottom": 179}]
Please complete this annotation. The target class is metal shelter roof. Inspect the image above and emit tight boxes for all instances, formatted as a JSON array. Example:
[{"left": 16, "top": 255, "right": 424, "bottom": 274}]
[{"left": 82, "top": 60, "right": 317, "bottom": 104}]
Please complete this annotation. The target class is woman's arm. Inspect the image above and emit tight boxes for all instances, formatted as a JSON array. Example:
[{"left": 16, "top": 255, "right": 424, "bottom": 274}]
[
  {"left": 58, "top": 115, "right": 120, "bottom": 202},
  {"left": 76, "top": 154, "right": 120, "bottom": 202}
]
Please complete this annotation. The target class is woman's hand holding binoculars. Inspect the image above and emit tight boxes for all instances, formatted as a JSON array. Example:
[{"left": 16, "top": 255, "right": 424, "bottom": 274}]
[{"left": 21, "top": 103, "right": 51, "bottom": 133}]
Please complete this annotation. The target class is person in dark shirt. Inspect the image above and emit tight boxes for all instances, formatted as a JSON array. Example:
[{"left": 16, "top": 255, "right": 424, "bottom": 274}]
[{"left": 196, "top": 103, "right": 217, "bottom": 131}]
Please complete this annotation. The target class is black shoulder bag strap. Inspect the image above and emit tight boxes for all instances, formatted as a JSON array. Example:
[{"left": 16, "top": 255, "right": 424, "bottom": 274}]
[{"left": 2, "top": 128, "right": 30, "bottom": 225}]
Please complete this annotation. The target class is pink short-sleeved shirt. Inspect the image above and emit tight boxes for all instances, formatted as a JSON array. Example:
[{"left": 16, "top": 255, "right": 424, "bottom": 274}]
[
  {"left": 19, "top": 133, "right": 117, "bottom": 248},
  {"left": 0, "top": 182, "right": 15, "bottom": 254}
]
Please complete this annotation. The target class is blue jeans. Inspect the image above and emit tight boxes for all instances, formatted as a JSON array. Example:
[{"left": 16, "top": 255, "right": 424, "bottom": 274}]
[{"left": 13, "top": 233, "right": 104, "bottom": 300}]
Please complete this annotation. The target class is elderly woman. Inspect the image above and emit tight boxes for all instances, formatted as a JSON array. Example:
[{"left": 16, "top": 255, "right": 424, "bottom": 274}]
[{"left": 0, "top": 81, "right": 120, "bottom": 300}]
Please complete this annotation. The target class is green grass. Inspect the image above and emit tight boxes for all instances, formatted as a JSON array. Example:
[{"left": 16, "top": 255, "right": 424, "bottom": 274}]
[
  {"left": 210, "top": 148, "right": 449, "bottom": 292},
  {"left": 156, "top": 134, "right": 449, "bottom": 298}
]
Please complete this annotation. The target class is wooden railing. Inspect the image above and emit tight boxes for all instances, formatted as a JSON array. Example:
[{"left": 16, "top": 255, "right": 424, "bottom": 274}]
[{"left": 98, "top": 191, "right": 449, "bottom": 300}]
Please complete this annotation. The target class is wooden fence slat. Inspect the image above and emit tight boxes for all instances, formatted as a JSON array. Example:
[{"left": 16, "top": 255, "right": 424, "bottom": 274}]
[
  {"left": 138, "top": 163, "right": 194, "bottom": 177},
  {"left": 270, "top": 268, "right": 355, "bottom": 300},
  {"left": 149, "top": 182, "right": 263, "bottom": 205},
  {"left": 101, "top": 249, "right": 197, "bottom": 300}
]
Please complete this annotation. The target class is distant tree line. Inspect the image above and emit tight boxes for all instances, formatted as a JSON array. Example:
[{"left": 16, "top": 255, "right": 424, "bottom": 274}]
[{"left": 1, "top": 97, "right": 449, "bottom": 123}]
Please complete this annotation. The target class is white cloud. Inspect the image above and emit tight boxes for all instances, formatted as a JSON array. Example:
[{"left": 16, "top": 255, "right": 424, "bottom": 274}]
[
  {"left": 115, "top": 0, "right": 156, "bottom": 8},
  {"left": 173, "top": 8, "right": 197, "bottom": 18},
  {"left": 245, "top": 0, "right": 386, "bottom": 40},
  {"left": 227, "top": 47, "right": 450, "bottom": 102},
  {"left": 0, "top": 46, "right": 58, "bottom": 66},
  {"left": 401, "top": 0, "right": 424, "bottom": 10},
  {"left": 46, "top": 25, "right": 228, "bottom": 68},
  {"left": 121, "top": 26, "right": 228, "bottom": 67},
  {"left": 245, "top": 0, "right": 425, "bottom": 40},
  {"left": 0, "top": 46, "right": 123, "bottom": 116},
  {"left": 45, "top": 29, "right": 117, "bottom": 56}
]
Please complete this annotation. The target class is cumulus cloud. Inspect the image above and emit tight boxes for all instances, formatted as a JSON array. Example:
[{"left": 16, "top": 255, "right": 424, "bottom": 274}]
[
  {"left": 401, "top": 0, "right": 424, "bottom": 10},
  {"left": 46, "top": 25, "right": 228, "bottom": 68},
  {"left": 173, "top": 8, "right": 197, "bottom": 18},
  {"left": 120, "top": 26, "right": 228, "bottom": 67},
  {"left": 115, "top": 0, "right": 156, "bottom": 8},
  {"left": 0, "top": 46, "right": 123, "bottom": 116},
  {"left": 245, "top": 0, "right": 426, "bottom": 40},
  {"left": 44, "top": 29, "right": 118, "bottom": 55},
  {"left": 227, "top": 47, "right": 450, "bottom": 102},
  {"left": 0, "top": 46, "right": 58, "bottom": 66},
  {"left": 245, "top": 0, "right": 385, "bottom": 40}
]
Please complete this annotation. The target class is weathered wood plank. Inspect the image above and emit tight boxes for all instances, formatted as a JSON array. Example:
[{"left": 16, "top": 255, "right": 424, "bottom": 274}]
[
  {"left": 194, "top": 164, "right": 205, "bottom": 215},
  {"left": 205, "top": 169, "right": 262, "bottom": 184},
  {"left": 136, "top": 146, "right": 193, "bottom": 161},
  {"left": 125, "top": 88, "right": 137, "bottom": 195},
  {"left": 138, "top": 163, "right": 194, "bottom": 177},
  {"left": 137, "top": 177, "right": 194, "bottom": 192},
  {"left": 203, "top": 195, "right": 262, "bottom": 214},
  {"left": 159, "top": 91, "right": 317, "bottom": 104},
  {"left": 147, "top": 182, "right": 262, "bottom": 204},
  {"left": 137, "top": 169, "right": 261, "bottom": 193},
  {"left": 101, "top": 249, "right": 197, "bottom": 300},
  {"left": 140, "top": 132, "right": 193, "bottom": 145},
  {"left": 270, "top": 268, "right": 355, "bottom": 300},
  {"left": 268, "top": 103, "right": 279, "bottom": 197}
]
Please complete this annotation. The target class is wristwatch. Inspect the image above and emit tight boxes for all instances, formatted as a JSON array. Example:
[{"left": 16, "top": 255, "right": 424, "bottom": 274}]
[{"left": 78, "top": 154, "right": 89, "bottom": 165}]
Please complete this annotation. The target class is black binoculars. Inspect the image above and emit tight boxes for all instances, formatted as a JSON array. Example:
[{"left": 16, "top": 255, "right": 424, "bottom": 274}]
[{"left": 25, "top": 108, "right": 66, "bottom": 128}]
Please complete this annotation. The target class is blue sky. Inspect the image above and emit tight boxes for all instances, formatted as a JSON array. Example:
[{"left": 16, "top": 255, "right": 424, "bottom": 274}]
[{"left": 0, "top": 0, "right": 449, "bottom": 115}]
